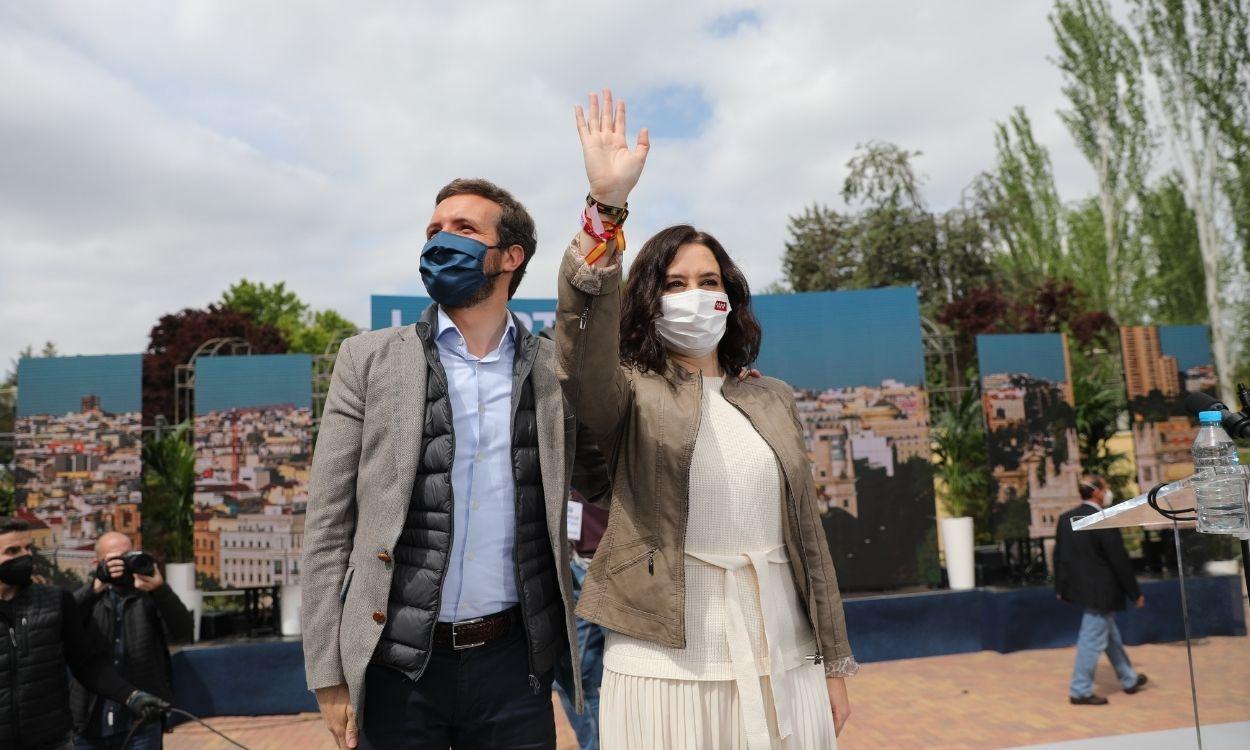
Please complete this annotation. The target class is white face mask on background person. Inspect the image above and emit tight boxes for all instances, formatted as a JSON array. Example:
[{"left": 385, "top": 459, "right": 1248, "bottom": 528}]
[
  {"left": 1103, "top": 488, "right": 1115, "bottom": 505},
  {"left": 654, "top": 289, "right": 732, "bottom": 358}
]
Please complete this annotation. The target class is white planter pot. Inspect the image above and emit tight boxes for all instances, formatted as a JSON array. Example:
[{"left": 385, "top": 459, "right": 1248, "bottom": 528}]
[
  {"left": 940, "top": 517, "right": 976, "bottom": 591},
  {"left": 280, "top": 583, "right": 302, "bottom": 637},
  {"left": 164, "top": 562, "right": 202, "bottom": 642},
  {"left": 1204, "top": 559, "right": 1241, "bottom": 577}
]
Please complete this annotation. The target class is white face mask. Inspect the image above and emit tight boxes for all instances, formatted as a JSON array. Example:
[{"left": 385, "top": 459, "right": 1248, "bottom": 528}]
[
  {"left": 654, "top": 289, "right": 732, "bottom": 358},
  {"left": 1103, "top": 489, "right": 1114, "bottom": 505}
]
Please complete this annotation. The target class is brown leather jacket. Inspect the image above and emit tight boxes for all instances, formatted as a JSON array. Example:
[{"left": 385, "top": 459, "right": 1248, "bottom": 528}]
[{"left": 554, "top": 245, "right": 855, "bottom": 669}]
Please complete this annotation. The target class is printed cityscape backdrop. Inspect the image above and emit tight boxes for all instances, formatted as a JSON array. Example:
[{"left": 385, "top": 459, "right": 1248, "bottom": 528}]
[
  {"left": 1120, "top": 325, "right": 1216, "bottom": 488},
  {"left": 13, "top": 354, "right": 144, "bottom": 585},
  {"left": 192, "top": 354, "right": 313, "bottom": 591},
  {"left": 976, "top": 333, "right": 1081, "bottom": 540},
  {"left": 373, "top": 288, "right": 937, "bottom": 590}
]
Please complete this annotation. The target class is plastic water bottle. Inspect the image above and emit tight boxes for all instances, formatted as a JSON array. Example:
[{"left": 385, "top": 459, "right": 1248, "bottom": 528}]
[{"left": 1191, "top": 410, "right": 1249, "bottom": 533}]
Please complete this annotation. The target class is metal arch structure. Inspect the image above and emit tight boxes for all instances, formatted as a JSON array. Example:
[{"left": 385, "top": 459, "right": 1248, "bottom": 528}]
[
  {"left": 174, "top": 337, "right": 254, "bottom": 428},
  {"left": 920, "top": 315, "right": 971, "bottom": 414},
  {"left": 313, "top": 328, "right": 366, "bottom": 428}
]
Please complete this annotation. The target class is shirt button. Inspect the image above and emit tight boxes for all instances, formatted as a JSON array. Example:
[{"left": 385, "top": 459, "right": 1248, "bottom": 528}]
[
  {"left": 467, "top": 551, "right": 475, "bottom": 561},
  {"left": 472, "top": 501, "right": 480, "bottom": 510},
  {"left": 474, "top": 453, "right": 482, "bottom": 461},
  {"left": 372, "top": 610, "right": 386, "bottom": 624}
]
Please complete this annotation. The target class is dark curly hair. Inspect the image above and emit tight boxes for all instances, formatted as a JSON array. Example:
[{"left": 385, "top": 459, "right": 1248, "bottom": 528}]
[{"left": 620, "top": 225, "right": 762, "bottom": 376}]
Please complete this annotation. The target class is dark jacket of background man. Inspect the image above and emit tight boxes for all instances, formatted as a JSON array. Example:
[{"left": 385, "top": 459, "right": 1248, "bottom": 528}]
[
  {"left": 0, "top": 584, "right": 138, "bottom": 749},
  {"left": 1053, "top": 504, "right": 1142, "bottom": 612},
  {"left": 69, "top": 575, "right": 194, "bottom": 735}
]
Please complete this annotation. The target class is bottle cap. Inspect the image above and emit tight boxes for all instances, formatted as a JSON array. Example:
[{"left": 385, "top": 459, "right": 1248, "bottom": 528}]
[{"left": 1198, "top": 410, "right": 1223, "bottom": 423}]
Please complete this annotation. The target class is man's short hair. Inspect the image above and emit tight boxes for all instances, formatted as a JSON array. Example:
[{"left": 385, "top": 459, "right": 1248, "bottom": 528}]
[
  {"left": 0, "top": 517, "right": 31, "bottom": 535},
  {"left": 1079, "top": 475, "right": 1104, "bottom": 501},
  {"left": 435, "top": 178, "right": 537, "bottom": 298}
]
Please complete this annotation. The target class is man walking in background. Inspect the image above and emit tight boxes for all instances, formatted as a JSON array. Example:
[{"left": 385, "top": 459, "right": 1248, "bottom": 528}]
[
  {"left": 1053, "top": 476, "right": 1150, "bottom": 705},
  {"left": 71, "top": 531, "right": 194, "bottom": 749}
]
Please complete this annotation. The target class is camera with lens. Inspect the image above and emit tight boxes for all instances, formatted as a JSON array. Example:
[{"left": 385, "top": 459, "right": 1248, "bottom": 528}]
[{"left": 96, "top": 550, "right": 156, "bottom": 583}]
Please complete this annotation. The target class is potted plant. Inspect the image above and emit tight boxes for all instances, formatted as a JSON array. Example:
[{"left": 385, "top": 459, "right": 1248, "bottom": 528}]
[
  {"left": 141, "top": 422, "right": 202, "bottom": 638},
  {"left": 933, "top": 388, "right": 992, "bottom": 590}
]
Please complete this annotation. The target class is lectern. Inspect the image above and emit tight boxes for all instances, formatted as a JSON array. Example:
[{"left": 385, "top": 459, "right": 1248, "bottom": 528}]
[{"left": 1073, "top": 473, "right": 1249, "bottom": 750}]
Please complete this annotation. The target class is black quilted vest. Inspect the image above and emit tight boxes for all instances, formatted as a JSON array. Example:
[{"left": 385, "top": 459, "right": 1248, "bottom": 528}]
[
  {"left": 372, "top": 307, "right": 564, "bottom": 687},
  {"left": 0, "top": 584, "right": 73, "bottom": 749}
]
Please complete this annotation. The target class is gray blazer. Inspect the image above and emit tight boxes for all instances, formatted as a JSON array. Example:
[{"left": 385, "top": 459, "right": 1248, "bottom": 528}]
[{"left": 301, "top": 321, "right": 587, "bottom": 724}]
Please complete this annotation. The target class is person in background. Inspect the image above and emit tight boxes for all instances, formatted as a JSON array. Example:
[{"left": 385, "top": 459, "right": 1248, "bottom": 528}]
[
  {"left": 554, "top": 490, "right": 609, "bottom": 750},
  {"left": 71, "top": 531, "right": 194, "bottom": 750},
  {"left": 0, "top": 518, "right": 169, "bottom": 750},
  {"left": 1053, "top": 476, "right": 1150, "bottom": 706}
]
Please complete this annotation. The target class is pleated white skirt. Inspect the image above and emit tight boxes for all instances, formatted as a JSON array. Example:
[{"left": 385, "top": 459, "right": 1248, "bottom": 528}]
[{"left": 599, "top": 663, "right": 837, "bottom": 749}]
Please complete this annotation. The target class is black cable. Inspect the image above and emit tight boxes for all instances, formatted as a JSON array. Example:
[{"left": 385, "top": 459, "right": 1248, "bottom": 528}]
[
  {"left": 1147, "top": 481, "right": 1197, "bottom": 521},
  {"left": 120, "top": 707, "right": 252, "bottom": 750}
]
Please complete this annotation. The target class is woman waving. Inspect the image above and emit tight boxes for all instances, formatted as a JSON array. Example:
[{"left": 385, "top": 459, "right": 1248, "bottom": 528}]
[{"left": 556, "top": 90, "right": 856, "bottom": 749}]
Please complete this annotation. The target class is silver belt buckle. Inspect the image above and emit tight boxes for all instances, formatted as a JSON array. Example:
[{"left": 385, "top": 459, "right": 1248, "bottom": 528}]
[{"left": 451, "top": 616, "right": 486, "bottom": 650}]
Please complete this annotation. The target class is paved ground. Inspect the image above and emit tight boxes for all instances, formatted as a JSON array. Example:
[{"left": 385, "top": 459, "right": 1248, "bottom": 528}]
[
  {"left": 1006, "top": 721, "right": 1249, "bottom": 750},
  {"left": 168, "top": 636, "right": 1249, "bottom": 750}
]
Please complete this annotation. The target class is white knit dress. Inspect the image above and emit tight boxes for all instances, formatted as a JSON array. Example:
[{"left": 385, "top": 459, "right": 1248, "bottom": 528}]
[{"left": 599, "top": 376, "right": 838, "bottom": 749}]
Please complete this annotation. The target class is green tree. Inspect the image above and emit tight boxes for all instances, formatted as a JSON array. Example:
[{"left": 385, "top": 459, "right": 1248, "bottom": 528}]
[
  {"left": 1051, "top": 0, "right": 1154, "bottom": 320},
  {"left": 141, "top": 423, "right": 197, "bottom": 564},
  {"left": 977, "top": 108, "right": 1070, "bottom": 287},
  {"left": 220, "top": 280, "right": 359, "bottom": 355},
  {"left": 1134, "top": 173, "right": 1208, "bottom": 324},
  {"left": 1071, "top": 351, "right": 1134, "bottom": 498},
  {"left": 1133, "top": 0, "right": 1246, "bottom": 401},
  {"left": 781, "top": 142, "right": 994, "bottom": 315}
]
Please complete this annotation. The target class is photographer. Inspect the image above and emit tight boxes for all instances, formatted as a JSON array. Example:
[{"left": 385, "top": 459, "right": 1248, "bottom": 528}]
[
  {"left": 0, "top": 518, "right": 169, "bottom": 750},
  {"left": 71, "top": 532, "right": 193, "bottom": 750}
]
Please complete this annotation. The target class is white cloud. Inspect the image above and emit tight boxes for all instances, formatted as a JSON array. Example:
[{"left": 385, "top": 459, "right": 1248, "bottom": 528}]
[{"left": 0, "top": 0, "right": 1096, "bottom": 372}]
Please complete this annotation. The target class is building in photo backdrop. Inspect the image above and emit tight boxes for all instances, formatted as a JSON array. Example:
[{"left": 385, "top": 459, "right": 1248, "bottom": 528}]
[
  {"left": 754, "top": 288, "right": 935, "bottom": 590},
  {"left": 13, "top": 354, "right": 144, "bottom": 584},
  {"left": 977, "top": 334, "right": 1081, "bottom": 540},
  {"left": 192, "top": 354, "right": 313, "bottom": 590},
  {"left": 373, "top": 288, "right": 937, "bottom": 590},
  {"left": 1120, "top": 325, "right": 1217, "bottom": 488}
]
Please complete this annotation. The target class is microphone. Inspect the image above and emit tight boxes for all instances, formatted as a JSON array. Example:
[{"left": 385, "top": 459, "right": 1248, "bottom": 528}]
[{"left": 1183, "top": 390, "right": 1250, "bottom": 439}]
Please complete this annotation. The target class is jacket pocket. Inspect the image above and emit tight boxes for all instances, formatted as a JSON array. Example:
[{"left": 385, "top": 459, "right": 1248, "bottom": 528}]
[
  {"left": 607, "top": 538, "right": 659, "bottom": 576},
  {"left": 339, "top": 566, "right": 355, "bottom": 603}
]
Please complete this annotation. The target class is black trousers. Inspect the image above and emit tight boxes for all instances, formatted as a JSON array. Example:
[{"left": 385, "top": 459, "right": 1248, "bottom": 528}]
[{"left": 359, "top": 625, "right": 556, "bottom": 750}]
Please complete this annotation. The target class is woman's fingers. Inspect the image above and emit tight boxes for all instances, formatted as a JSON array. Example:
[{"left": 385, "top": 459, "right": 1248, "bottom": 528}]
[
  {"left": 601, "top": 88, "right": 614, "bottom": 133},
  {"left": 587, "top": 92, "right": 600, "bottom": 133},
  {"left": 635, "top": 127, "right": 650, "bottom": 159},
  {"left": 615, "top": 98, "right": 627, "bottom": 136},
  {"left": 574, "top": 105, "right": 589, "bottom": 140}
]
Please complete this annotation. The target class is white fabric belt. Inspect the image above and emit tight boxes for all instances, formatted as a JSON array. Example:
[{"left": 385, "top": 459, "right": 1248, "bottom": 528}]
[{"left": 686, "top": 544, "right": 793, "bottom": 750}]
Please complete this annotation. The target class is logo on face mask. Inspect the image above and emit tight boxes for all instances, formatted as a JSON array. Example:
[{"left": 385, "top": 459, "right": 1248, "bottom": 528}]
[
  {"left": 654, "top": 290, "right": 732, "bottom": 358},
  {"left": 419, "top": 231, "right": 500, "bottom": 308}
]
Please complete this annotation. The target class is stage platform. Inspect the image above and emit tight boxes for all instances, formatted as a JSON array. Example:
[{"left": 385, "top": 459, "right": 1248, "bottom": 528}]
[{"left": 170, "top": 574, "right": 1246, "bottom": 718}]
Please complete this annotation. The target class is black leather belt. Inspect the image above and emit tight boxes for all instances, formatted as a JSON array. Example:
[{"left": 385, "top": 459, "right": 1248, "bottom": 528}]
[{"left": 432, "top": 606, "right": 519, "bottom": 650}]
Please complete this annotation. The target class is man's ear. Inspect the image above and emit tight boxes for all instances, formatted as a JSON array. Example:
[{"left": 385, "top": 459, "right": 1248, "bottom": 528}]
[{"left": 502, "top": 244, "right": 526, "bottom": 273}]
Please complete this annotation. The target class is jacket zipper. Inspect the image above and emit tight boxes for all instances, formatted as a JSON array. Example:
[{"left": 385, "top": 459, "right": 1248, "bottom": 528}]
[
  {"left": 419, "top": 328, "right": 455, "bottom": 678},
  {"left": 8, "top": 625, "right": 19, "bottom": 743},
  {"left": 578, "top": 303, "right": 590, "bottom": 330},
  {"left": 724, "top": 396, "right": 825, "bottom": 665},
  {"left": 672, "top": 371, "right": 705, "bottom": 646},
  {"left": 512, "top": 337, "right": 540, "bottom": 694}
]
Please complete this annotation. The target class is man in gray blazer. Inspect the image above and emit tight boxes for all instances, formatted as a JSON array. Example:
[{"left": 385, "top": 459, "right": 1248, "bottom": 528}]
[{"left": 302, "top": 178, "right": 606, "bottom": 750}]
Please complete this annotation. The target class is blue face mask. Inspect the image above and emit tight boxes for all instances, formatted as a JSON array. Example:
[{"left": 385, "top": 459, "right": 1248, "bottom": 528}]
[{"left": 419, "top": 231, "right": 500, "bottom": 307}]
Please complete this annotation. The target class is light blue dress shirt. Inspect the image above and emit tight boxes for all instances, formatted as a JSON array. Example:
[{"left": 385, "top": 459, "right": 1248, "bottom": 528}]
[{"left": 435, "top": 308, "right": 519, "bottom": 622}]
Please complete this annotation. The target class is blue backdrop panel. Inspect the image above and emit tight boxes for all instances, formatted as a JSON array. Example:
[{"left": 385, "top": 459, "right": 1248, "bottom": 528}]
[
  {"left": 371, "top": 294, "right": 558, "bottom": 332},
  {"left": 16, "top": 353, "right": 142, "bottom": 417},
  {"left": 195, "top": 354, "right": 313, "bottom": 415}
]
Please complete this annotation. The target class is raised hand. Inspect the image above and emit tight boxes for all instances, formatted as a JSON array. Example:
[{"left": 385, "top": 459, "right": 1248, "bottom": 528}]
[{"left": 575, "top": 89, "right": 649, "bottom": 207}]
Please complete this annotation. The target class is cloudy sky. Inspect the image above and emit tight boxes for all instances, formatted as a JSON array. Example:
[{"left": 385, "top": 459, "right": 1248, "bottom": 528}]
[{"left": 0, "top": 0, "right": 1099, "bottom": 373}]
